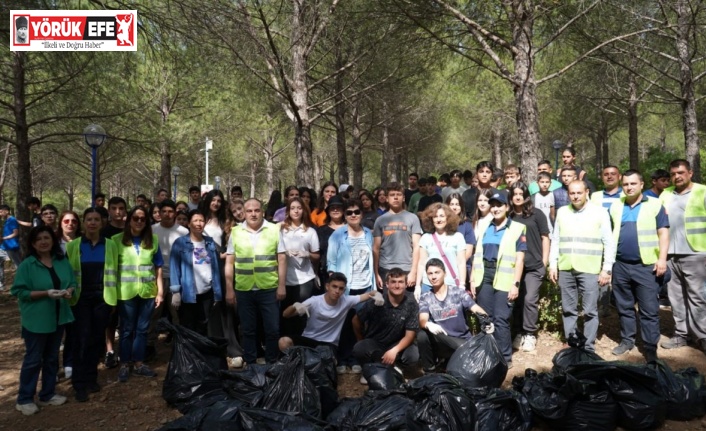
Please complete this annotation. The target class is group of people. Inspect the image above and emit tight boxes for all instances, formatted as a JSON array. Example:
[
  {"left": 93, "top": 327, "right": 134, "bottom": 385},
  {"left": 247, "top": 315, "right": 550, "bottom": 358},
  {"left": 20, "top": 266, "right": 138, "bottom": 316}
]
[{"left": 6, "top": 149, "right": 706, "bottom": 416}]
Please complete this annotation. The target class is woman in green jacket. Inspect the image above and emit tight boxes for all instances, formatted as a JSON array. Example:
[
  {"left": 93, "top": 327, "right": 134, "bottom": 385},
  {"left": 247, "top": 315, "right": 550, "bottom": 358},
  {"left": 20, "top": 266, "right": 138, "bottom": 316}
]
[{"left": 11, "top": 225, "right": 77, "bottom": 416}]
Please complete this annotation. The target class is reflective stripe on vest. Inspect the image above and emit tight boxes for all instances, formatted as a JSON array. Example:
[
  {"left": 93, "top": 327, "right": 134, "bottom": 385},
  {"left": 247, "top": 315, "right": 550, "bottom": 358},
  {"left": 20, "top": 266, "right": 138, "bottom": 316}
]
[
  {"left": 609, "top": 196, "right": 662, "bottom": 265},
  {"left": 114, "top": 233, "right": 159, "bottom": 300},
  {"left": 661, "top": 184, "right": 706, "bottom": 251},
  {"left": 232, "top": 224, "right": 280, "bottom": 291},
  {"left": 556, "top": 205, "right": 604, "bottom": 274},
  {"left": 66, "top": 237, "right": 119, "bottom": 306},
  {"left": 471, "top": 221, "right": 526, "bottom": 292}
]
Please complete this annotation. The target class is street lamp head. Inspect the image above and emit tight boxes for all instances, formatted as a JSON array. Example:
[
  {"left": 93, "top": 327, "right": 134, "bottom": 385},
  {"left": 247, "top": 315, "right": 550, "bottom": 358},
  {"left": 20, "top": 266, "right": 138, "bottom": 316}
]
[
  {"left": 205, "top": 137, "right": 213, "bottom": 151},
  {"left": 83, "top": 124, "right": 107, "bottom": 148},
  {"left": 172, "top": 166, "right": 181, "bottom": 177},
  {"left": 551, "top": 140, "right": 564, "bottom": 150},
  {"left": 214, "top": 176, "right": 221, "bottom": 183}
]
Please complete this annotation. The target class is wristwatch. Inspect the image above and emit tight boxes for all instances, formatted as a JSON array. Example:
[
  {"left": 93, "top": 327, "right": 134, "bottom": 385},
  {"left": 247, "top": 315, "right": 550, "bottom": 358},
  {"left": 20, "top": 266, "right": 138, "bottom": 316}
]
[
  {"left": 605, "top": 270, "right": 612, "bottom": 275},
  {"left": 513, "top": 281, "right": 520, "bottom": 288}
]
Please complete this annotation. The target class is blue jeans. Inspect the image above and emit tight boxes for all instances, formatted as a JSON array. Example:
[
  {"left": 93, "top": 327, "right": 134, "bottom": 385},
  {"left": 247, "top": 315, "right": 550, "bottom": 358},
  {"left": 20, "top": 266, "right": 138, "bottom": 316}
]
[
  {"left": 236, "top": 289, "right": 279, "bottom": 363},
  {"left": 18, "top": 327, "right": 64, "bottom": 405},
  {"left": 118, "top": 296, "right": 155, "bottom": 363}
]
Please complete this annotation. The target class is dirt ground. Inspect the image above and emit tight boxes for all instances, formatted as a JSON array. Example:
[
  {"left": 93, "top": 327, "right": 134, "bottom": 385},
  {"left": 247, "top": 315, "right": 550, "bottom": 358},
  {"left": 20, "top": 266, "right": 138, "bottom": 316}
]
[{"left": 2, "top": 277, "right": 706, "bottom": 430}]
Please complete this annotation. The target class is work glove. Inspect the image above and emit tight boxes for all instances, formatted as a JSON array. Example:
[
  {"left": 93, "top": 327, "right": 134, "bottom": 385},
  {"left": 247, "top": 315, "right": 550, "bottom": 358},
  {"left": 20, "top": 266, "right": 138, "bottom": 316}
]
[
  {"left": 425, "top": 321, "right": 447, "bottom": 336},
  {"left": 477, "top": 313, "right": 495, "bottom": 334},
  {"left": 47, "top": 289, "right": 63, "bottom": 299},
  {"left": 372, "top": 291, "right": 385, "bottom": 306},
  {"left": 293, "top": 302, "right": 310, "bottom": 317},
  {"left": 171, "top": 293, "right": 182, "bottom": 310}
]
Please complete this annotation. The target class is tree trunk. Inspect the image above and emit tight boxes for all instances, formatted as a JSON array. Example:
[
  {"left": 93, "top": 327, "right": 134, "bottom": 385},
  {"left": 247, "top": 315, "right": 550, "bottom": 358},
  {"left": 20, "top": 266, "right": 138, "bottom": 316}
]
[
  {"left": 380, "top": 121, "right": 390, "bottom": 186},
  {"left": 511, "top": 3, "right": 542, "bottom": 178},
  {"left": 660, "top": 120, "right": 667, "bottom": 152},
  {"left": 600, "top": 118, "right": 610, "bottom": 167},
  {"left": 249, "top": 156, "right": 257, "bottom": 198},
  {"left": 627, "top": 74, "right": 639, "bottom": 169},
  {"left": 12, "top": 52, "right": 32, "bottom": 253},
  {"left": 676, "top": 0, "right": 701, "bottom": 181},
  {"left": 592, "top": 135, "right": 602, "bottom": 175},
  {"left": 334, "top": 52, "right": 348, "bottom": 185},
  {"left": 491, "top": 123, "right": 503, "bottom": 168},
  {"left": 351, "top": 103, "right": 364, "bottom": 190},
  {"left": 291, "top": 1, "right": 314, "bottom": 188},
  {"left": 314, "top": 155, "right": 322, "bottom": 193},
  {"left": 264, "top": 135, "right": 274, "bottom": 198}
]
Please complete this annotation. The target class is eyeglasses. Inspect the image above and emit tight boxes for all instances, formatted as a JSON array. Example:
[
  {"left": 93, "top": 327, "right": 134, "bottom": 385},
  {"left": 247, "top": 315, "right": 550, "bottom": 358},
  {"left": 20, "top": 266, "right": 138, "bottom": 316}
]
[
  {"left": 62, "top": 219, "right": 78, "bottom": 225},
  {"left": 345, "top": 209, "right": 362, "bottom": 216},
  {"left": 132, "top": 216, "right": 147, "bottom": 222}
]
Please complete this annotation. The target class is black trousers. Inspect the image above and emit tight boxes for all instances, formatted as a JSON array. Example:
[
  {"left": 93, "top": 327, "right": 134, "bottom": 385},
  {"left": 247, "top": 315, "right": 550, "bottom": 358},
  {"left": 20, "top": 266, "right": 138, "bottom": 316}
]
[{"left": 71, "top": 291, "right": 112, "bottom": 391}]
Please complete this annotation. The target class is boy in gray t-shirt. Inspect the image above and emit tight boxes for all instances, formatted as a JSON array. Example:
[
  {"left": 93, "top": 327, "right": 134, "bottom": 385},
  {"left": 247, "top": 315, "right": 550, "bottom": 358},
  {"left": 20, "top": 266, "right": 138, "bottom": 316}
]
[
  {"left": 372, "top": 185, "right": 423, "bottom": 289},
  {"left": 532, "top": 172, "right": 554, "bottom": 232}
]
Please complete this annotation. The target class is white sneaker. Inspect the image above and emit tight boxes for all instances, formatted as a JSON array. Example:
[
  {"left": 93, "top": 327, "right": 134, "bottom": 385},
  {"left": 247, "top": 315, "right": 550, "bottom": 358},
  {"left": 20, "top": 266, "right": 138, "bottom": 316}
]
[
  {"left": 512, "top": 334, "right": 525, "bottom": 350},
  {"left": 38, "top": 394, "right": 67, "bottom": 406},
  {"left": 64, "top": 366, "right": 73, "bottom": 379},
  {"left": 16, "top": 403, "right": 39, "bottom": 415},
  {"left": 359, "top": 375, "right": 368, "bottom": 385},
  {"left": 336, "top": 365, "right": 348, "bottom": 375},
  {"left": 228, "top": 357, "right": 244, "bottom": 368},
  {"left": 522, "top": 334, "right": 537, "bottom": 352},
  {"left": 350, "top": 365, "right": 362, "bottom": 374}
]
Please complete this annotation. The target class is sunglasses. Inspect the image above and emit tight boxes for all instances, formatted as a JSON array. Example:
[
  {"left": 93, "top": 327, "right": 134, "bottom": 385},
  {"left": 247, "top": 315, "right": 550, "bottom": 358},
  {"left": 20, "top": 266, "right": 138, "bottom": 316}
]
[
  {"left": 345, "top": 209, "right": 362, "bottom": 216},
  {"left": 62, "top": 219, "right": 78, "bottom": 225},
  {"left": 132, "top": 216, "right": 147, "bottom": 222}
]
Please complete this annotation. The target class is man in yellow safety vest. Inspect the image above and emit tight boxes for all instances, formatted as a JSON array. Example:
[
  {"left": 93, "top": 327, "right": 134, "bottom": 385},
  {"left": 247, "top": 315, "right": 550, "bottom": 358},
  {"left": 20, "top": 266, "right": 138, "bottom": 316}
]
[{"left": 225, "top": 198, "right": 286, "bottom": 365}]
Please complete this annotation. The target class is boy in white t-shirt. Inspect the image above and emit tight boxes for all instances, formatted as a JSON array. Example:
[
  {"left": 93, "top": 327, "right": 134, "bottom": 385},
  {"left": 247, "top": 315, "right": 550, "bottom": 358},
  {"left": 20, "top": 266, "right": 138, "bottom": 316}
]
[
  {"left": 278, "top": 272, "right": 383, "bottom": 351},
  {"left": 532, "top": 171, "right": 554, "bottom": 232}
]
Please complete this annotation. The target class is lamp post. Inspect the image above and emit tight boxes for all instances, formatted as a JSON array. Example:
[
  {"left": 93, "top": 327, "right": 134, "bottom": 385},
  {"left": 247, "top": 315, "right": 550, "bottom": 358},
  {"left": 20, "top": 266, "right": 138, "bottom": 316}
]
[
  {"left": 214, "top": 176, "right": 221, "bottom": 191},
  {"left": 205, "top": 137, "right": 213, "bottom": 186},
  {"left": 172, "top": 166, "right": 181, "bottom": 200},
  {"left": 83, "top": 124, "right": 107, "bottom": 207},
  {"left": 552, "top": 140, "right": 563, "bottom": 174}
]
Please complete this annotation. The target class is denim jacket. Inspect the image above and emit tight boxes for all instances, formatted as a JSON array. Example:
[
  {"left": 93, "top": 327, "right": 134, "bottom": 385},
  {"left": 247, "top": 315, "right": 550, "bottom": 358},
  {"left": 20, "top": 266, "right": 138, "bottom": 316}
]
[
  {"left": 326, "top": 225, "right": 375, "bottom": 294},
  {"left": 169, "top": 235, "right": 223, "bottom": 303}
]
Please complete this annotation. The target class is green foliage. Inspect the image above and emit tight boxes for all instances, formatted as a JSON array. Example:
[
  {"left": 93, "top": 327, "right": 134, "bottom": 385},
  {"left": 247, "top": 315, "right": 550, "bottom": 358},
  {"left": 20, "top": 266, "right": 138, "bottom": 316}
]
[{"left": 537, "top": 277, "right": 564, "bottom": 334}]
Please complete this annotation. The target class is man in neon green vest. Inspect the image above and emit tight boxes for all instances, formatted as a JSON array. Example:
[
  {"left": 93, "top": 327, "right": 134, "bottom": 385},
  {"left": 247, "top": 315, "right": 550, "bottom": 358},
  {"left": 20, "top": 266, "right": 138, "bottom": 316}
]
[
  {"left": 549, "top": 180, "right": 616, "bottom": 352},
  {"left": 659, "top": 159, "right": 706, "bottom": 354},
  {"left": 224, "top": 198, "right": 286, "bottom": 364},
  {"left": 608, "top": 170, "right": 669, "bottom": 363}
]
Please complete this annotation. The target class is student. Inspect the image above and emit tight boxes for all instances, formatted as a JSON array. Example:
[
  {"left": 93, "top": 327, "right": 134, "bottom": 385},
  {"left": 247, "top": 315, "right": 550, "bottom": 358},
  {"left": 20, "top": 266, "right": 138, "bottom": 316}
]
[
  {"left": 532, "top": 172, "right": 555, "bottom": 231},
  {"left": 418, "top": 177, "right": 443, "bottom": 213},
  {"left": 528, "top": 160, "right": 562, "bottom": 195},
  {"left": 441, "top": 170, "right": 466, "bottom": 201},
  {"left": 0, "top": 204, "right": 22, "bottom": 278},
  {"left": 644, "top": 169, "right": 670, "bottom": 198},
  {"left": 551, "top": 166, "right": 577, "bottom": 221},
  {"left": 462, "top": 161, "right": 495, "bottom": 219},
  {"left": 418, "top": 259, "right": 489, "bottom": 372},
  {"left": 17, "top": 196, "right": 43, "bottom": 228},
  {"left": 155, "top": 188, "right": 169, "bottom": 204},
  {"left": 405, "top": 173, "right": 420, "bottom": 204},
  {"left": 353, "top": 268, "right": 420, "bottom": 383},
  {"left": 187, "top": 186, "right": 201, "bottom": 211},
  {"left": 230, "top": 185, "right": 244, "bottom": 201},
  {"left": 278, "top": 272, "right": 382, "bottom": 352},
  {"left": 373, "top": 183, "right": 423, "bottom": 289},
  {"left": 94, "top": 193, "right": 106, "bottom": 208},
  {"left": 407, "top": 177, "right": 427, "bottom": 214},
  {"left": 102, "top": 197, "right": 127, "bottom": 239},
  {"left": 503, "top": 164, "right": 522, "bottom": 189}
]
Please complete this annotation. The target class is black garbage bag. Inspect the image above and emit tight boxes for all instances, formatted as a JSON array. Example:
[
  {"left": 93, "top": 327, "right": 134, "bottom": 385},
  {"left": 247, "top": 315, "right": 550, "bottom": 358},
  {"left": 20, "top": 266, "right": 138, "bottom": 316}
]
[
  {"left": 238, "top": 407, "right": 327, "bottom": 430},
  {"left": 269, "top": 346, "right": 338, "bottom": 418},
  {"left": 475, "top": 388, "right": 533, "bottom": 431},
  {"left": 589, "top": 362, "right": 666, "bottom": 430},
  {"left": 405, "top": 373, "right": 466, "bottom": 398},
  {"left": 220, "top": 364, "right": 271, "bottom": 407},
  {"left": 652, "top": 361, "right": 706, "bottom": 421},
  {"left": 327, "top": 391, "right": 414, "bottom": 430},
  {"left": 552, "top": 332, "right": 603, "bottom": 374},
  {"left": 447, "top": 332, "right": 507, "bottom": 389},
  {"left": 260, "top": 348, "right": 321, "bottom": 418},
  {"left": 159, "top": 319, "right": 229, "bottom": 413},
  {"left": 514, "top": 370, "right": 567, "bottom": 421},
  {"left": 548, "top": 374, "right": 618, "bottom": 431},
  {"left": 362, "top": 363, "right": 405, "bottom": 391},
  {"left": 406, "top": 385, "right": 476, "bottom": 431},
  {"left": 156, "top": 399, "right": 245, "bottom": 431}
]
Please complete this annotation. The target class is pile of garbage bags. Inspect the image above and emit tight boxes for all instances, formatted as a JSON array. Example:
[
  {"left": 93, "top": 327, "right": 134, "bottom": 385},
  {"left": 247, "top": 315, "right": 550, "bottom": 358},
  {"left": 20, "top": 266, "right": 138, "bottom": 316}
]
[{"left": 157, "top": 322, "right": 706, "bottom": 430}]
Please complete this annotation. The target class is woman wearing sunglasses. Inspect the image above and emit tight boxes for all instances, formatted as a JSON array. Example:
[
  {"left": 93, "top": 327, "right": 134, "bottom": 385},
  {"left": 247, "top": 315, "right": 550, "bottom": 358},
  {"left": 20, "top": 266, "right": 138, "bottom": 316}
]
[
  {"left": 113, "top": 206, "right": 163, "bottom": 383},
  {"left": 57, "top": 211, "right": 81, "bottom": 254},
  {"left": 327, "top": 198, "right": 375, "bottom": 375}
]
